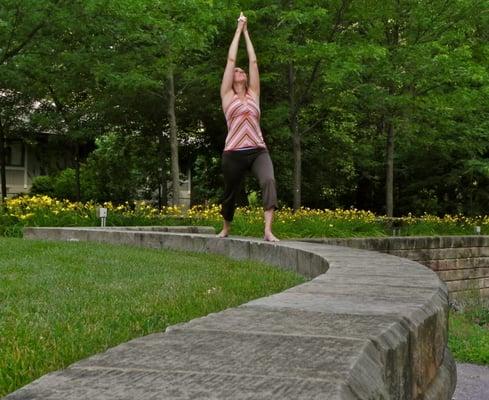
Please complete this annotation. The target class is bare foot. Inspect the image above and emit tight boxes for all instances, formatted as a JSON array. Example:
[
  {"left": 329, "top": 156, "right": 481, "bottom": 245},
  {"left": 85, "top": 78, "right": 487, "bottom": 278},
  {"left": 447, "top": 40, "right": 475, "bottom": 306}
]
[
  {"left": 218, "top": 221, "right": 231, "bottom": 238},
  {"left": 218, "top": 229, "right": 229, "bottom": 238},
  {"left": 264, "top": 232, "right": 280, "bottom": 242}
]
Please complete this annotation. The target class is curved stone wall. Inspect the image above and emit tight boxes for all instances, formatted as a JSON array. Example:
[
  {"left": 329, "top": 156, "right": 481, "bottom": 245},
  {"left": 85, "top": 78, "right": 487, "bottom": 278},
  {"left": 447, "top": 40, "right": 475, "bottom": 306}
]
[
  {"left": 6, "top": 227, "right": 457, "bottom": 399},
  {"left": 305, "top": 236, "right": 489, "bottom": 298}
]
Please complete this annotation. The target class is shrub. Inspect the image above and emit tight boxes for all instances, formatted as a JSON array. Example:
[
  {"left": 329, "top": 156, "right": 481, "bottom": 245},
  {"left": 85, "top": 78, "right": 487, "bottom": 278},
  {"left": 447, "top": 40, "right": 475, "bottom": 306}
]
[
  {"left": 29, "top": 176, "right": 55, "bottom": 197},
  {"left": 29, "top": 170, "right": 78, "bottom": 201},
  {"left": 53, "top": 168, "right": 78, "bottom": 200}
]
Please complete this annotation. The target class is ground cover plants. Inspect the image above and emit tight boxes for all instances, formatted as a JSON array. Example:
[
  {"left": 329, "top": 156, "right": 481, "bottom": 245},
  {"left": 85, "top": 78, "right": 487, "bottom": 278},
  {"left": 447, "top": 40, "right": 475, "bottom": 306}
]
[
  {"left": 449, "top": 294, "right": 489, "bottom": 365},
  {"left": 0, "top": 237, "right": 305, "bottom": 397},
  {"left": 1, "top": 195, "right": 488, "bottom": 238}
]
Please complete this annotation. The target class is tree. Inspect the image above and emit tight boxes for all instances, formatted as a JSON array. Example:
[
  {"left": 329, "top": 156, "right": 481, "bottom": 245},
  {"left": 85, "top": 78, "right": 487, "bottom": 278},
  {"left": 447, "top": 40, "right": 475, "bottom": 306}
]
[
  {"left": 2, "top": 0, "right": 489, "bottom": 216},
  {"left": 0, "top": 1, "right": 112, "bottom": 200},
  {"left": 345, "top": 0, "right": 488, "bottom": 216},
  {"left": 0, "top": 0, "right": 67, "bottom": 199},
  {"left": 90, "top": 0, "right": 220, "bottom": 205}
]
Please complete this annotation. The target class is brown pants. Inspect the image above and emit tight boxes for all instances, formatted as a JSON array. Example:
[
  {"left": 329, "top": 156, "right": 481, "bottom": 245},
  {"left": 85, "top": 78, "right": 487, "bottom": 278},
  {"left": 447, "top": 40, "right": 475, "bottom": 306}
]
[{"left": 221, "top": 148, "right": 277, "bottom": 222}]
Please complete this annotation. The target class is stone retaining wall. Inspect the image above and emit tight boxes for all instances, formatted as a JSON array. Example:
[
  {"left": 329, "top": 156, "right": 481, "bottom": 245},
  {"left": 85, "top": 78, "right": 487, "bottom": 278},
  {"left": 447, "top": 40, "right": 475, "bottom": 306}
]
[
  {"left": 6, "top": 227, "right": 457, "bottom": 400},
  {"left": 304, "top": 236, "right": 489, "bottom": 298}
]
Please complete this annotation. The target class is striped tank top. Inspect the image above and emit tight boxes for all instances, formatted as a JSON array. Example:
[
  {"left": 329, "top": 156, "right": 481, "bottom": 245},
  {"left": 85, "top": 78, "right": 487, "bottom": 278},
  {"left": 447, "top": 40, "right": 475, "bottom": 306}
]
[{"left": 224, "top": 92, "right": 266, "bottom": 152}]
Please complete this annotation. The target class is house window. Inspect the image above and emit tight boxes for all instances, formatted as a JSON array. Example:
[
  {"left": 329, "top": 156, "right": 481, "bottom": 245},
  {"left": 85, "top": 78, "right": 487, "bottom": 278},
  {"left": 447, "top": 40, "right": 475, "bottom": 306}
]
[{"left": 5, "top": 140, "right": 24, "bottom": 167}]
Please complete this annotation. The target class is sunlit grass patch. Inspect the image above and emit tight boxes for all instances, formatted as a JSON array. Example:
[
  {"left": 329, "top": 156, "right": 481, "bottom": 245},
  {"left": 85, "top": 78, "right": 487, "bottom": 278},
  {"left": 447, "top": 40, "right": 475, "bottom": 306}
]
[{"left": 0, "top": 237, "right": 305, "bottom": 397}]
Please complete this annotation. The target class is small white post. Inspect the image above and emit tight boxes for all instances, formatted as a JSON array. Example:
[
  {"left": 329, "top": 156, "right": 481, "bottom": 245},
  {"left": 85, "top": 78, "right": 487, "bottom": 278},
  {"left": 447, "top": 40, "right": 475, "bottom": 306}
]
[
  {"left": 23, "top": 144, "right": 28, "bottom": 189},
  {"left": 96, "top": 207, "right": 108, "bottom": 227}
]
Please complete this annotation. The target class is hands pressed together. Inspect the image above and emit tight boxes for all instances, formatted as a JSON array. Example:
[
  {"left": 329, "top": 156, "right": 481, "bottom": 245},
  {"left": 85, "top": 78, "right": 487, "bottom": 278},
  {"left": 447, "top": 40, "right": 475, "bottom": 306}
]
[{"left": 237, "top": 12, "right": 248, "bottom": 32}]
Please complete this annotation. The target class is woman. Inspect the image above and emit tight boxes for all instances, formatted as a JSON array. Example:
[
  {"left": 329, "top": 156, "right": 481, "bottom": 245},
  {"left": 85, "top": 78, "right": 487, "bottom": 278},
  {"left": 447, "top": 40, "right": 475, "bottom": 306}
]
[{"left": 219, "top": 12, "right": 279, "bottom": 242}]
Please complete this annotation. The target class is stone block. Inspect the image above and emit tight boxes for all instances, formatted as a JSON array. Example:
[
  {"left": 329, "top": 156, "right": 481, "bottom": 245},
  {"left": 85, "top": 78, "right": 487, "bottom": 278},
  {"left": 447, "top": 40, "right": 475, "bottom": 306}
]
[
  {"left": 315, "top": 271, "right": 442, "bottom": 290},
  {"left": 74, "top": 330, "right": 374, "bottom": 385},
  {"left": 399, "top": 298, "right": 449, "bottom": 397},
  {"left": 3, "top": 367, "right": 346, "bottom": 400},
  {"left": 249, "top": 241, "right": 299, "bottom": 274},
  {"left": 458, "top": 257, "right": 489, "bottom": 269},
  {"left": 137, "top": 232, "right": 166, "bottom": 249},
  {"left": 155, "top": 233, "right": 207, "bottom": 253},
  {"left": 203, "top": 236, "right": 230, "bottom": 258},
  {"left": 167, "top": 305, "right": 404, "bottom": 340},
  {"left": 296, "top": 248, "right": 328, "bottom": 278},
  {"left": 325, "top": 260, "right": 433, "bottom": 278},
  {"left": 391, "top": 246, "right": 489, "bottom": 261},
  {"left": 446, "top": 279, "right": 483, "bottom": 292},
  {"left": 226, "top": 238, "right": 251, "bottom": 260},
  {"left": 167, "top": 307, "right": 414, "bottom": 398},
  {"left": 423, "top": 348, "right": 457, "bottom": 400},
  {"left": 438, "top": 267, "right": 489, "bottom": 282}
]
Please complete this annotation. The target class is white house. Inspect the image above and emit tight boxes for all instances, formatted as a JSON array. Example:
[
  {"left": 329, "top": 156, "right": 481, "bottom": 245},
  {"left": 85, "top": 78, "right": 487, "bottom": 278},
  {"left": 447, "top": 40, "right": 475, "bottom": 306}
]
[
  {"left": 3, "top": 135, "right": 78, "bottom": 197},
  {"left": 4, "top": 137, "right": 192, "bottom": 207},
  {"left": 4, "top": 139, "right": 36, "bottom": 196}
]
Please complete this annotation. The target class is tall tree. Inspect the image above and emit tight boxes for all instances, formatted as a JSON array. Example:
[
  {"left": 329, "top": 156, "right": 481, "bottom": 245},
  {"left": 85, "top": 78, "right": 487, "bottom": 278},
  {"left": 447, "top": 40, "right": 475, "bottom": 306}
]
[
  {"left": 350, "top": 0, "right": 487, "bottom": 216},
  {"left": 92, "top": 0, "right": 219, "bottom": 205},
  {"left": 0, "top": 1, "right": 112, "bottom": 199},
  {"left": 0, "top": 0, "right": 66, "bottom": 199}
]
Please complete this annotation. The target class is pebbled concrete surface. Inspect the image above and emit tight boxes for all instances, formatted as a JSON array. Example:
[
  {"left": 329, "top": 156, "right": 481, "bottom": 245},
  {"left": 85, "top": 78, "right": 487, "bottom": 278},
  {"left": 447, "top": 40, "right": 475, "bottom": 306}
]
[{"left": 453, "top": 363, "right": 489, "bottom": 400}]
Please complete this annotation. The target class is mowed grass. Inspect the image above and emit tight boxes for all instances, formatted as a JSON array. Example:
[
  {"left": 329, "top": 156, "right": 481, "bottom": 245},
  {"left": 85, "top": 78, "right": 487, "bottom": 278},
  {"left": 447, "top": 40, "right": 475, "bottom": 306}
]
[{"left": 0, "top": 237, "right": 305, "bottom": 397}]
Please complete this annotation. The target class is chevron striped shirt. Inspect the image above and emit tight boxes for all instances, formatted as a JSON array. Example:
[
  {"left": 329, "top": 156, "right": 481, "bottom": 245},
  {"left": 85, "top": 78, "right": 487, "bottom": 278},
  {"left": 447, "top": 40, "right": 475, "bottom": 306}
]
[{"left": 224, "top": 92, "right": 266, "bottom": 152}]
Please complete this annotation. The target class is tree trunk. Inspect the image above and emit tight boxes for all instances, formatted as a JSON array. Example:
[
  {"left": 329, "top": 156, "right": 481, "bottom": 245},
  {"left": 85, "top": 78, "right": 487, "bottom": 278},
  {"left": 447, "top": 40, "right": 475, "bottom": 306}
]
[
  {"left": 158, "top": 132, "right": 168, "bottom": 208},
  {"left": 384, "top": 21, "right": 399, "bottom": 218},
  {"left": 288, "top": 64, "right": 301, "bottom": 210},
  {"left": 74, "top": 141, "right": 81, "bottom": 201},
  {"left": 0, "top": 125, "right": 7, "bottom": 202},
  {"left": 167, "top": 69, "right": 180, "bottom": 206},
  {"left": 385, "top": 120, "right": 394, "bottom": 217},
  {"left": 292, "top": 115, "right": 301, "bottom": 210}
]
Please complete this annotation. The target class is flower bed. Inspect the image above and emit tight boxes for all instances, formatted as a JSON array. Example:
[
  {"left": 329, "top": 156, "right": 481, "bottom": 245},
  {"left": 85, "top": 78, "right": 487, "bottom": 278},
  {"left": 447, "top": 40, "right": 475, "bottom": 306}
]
[{"left": 1, "top": 195, "right": 488, "bottom": 238}]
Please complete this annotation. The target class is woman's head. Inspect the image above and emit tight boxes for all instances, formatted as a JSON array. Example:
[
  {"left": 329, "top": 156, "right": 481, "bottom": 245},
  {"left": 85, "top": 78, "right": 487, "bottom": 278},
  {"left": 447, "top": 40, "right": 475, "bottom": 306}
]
[{"left": 233, "top": 67, "right": 248, "bottom": 91}]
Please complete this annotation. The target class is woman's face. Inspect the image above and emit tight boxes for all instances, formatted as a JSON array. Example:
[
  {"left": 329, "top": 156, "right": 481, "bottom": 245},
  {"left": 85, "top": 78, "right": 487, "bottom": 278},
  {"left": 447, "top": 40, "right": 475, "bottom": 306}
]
[{"left": 234, "top": 68, "right": 247, "bottom": 84}]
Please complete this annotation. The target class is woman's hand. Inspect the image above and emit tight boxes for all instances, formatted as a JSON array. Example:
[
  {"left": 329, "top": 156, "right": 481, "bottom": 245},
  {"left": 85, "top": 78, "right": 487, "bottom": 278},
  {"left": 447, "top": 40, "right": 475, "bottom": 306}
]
[{"left": 237, "top": 12, "right": 247, "bottom": 32}]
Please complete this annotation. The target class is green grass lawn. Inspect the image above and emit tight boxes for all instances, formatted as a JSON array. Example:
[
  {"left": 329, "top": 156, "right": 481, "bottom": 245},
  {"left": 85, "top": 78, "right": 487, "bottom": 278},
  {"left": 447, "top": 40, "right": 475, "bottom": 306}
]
[{"left": 0, "top": 237, "right": 305, "bottom": 397}]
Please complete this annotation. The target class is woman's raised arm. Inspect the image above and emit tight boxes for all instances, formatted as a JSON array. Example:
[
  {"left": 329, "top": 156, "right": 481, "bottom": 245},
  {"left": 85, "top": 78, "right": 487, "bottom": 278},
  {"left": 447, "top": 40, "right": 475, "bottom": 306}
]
[
  {"left": 220, "top": 15, "right": 246, "bottom": 106},
  {"left": 243, "top": 26, "right": 259, "bottom": 97}
]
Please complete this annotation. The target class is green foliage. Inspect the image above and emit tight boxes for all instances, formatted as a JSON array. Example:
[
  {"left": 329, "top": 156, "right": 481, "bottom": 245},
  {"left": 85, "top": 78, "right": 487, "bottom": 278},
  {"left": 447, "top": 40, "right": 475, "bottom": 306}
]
[
  {"left": 53, "top": 169, "right": 77, "bottom": 200},
  {"left": 29, "top": 132, "right": 163, "bottom": 203},
  {"left": 449, "top": 292, "right": 489, "bottom": 365},
  {"left": 190, "top": 155, "right": 223, "bottom": 205},
  {"left": 449, "top": 313, "right": 489, "bottom": 365},
  {"left": 29, "top": 176, "right": 55, "bottom": 197},
  {"left": 0, "top": 213, "right": 20, "bottom": 237},
  {"left": 30, "top": 169, "right": 79, "bottom": 201},
  {"left": 1, "top": 0, "right": 489, "bottom": 214},
  {"left": 80, "top": 133, "right": 140, "bottom": 203}
]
